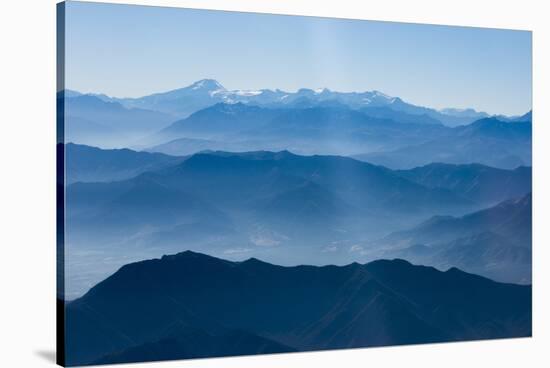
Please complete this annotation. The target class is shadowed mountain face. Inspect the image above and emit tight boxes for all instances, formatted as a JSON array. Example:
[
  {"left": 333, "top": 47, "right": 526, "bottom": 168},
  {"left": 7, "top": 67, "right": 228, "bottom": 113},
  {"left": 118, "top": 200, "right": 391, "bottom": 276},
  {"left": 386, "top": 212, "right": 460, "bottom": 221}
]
[
  {"left": 94, "top": 326, "right": 295, "bottom": 366},
  {"left": 377, "top": 193, "right": 532, "bottom": 283},
  {"left": 65, "top": 251, "right": 532, "bottom": 366}
]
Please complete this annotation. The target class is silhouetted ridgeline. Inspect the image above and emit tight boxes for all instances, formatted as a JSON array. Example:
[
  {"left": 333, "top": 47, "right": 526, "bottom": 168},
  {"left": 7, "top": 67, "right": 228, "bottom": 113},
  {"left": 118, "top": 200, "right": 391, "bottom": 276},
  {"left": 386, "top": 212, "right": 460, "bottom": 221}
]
[{"left": 64, "top": 251, "right": 532, "bottom": 366}]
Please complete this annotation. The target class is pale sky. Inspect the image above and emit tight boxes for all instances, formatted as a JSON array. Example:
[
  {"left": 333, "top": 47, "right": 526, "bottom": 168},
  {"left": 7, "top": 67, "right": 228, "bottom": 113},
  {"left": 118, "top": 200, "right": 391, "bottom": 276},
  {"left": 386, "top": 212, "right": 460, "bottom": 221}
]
[{"left": 63, "top": 1, "right": 532, "bottom": 115}]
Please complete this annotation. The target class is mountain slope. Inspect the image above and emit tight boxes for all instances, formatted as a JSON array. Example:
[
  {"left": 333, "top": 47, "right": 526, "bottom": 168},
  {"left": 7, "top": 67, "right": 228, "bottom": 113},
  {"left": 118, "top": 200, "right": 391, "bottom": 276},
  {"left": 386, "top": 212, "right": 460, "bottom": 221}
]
[
  {"left": 141, "top": 150, "right": 473, "bottom": 216},
  {"left": 357, "top": 117, "right": 532, "bottom": 169},
  {"left": 145, "top": 101, "right": 529, "bottom": 164},
  {"left": 65, "top": 143, "right": 184, "bottom": 184},
  {"left": 378, "top": 193, "right": 532, "bottom": 283},
  {"left": 67, "top": 176, "right": 232, "bottom": 237},
  {"left": 147, "top": 103, "right": 451, "bottom": 156},
  {"left": 68, "top": 150, "right": 472, "bottom": 223},
  {"left": 64, "top": 251, "right": 532, "bottom": 366},
  {"left": 395, "top": 163, "right": 531, "bottom": 204},
  {"left": 387, "top": 193, "right": 532, "bottom": 246},
  {"left": 65, "top": 94, "right": 175, "bottom": 147},
  {"left": 94, "top": 325, "right": 294, "bottom": 365},
  {"left": 360, "top": 106, "right": 443, "bottom": 125},
  {"left": 113, "top": 79, "right": 229, "bottom": 117}
]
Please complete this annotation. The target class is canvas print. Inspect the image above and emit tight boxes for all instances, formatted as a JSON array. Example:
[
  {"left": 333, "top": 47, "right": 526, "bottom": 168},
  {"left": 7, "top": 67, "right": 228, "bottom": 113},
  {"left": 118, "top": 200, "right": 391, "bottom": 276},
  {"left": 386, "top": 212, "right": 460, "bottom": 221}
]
[{"left": 57, "top": 1, "right": 533, "bottom": 366}]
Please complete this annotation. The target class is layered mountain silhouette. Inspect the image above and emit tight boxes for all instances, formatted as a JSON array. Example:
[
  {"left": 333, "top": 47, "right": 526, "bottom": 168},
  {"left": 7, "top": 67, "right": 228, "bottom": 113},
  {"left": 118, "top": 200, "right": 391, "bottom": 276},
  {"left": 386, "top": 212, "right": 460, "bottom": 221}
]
[
  {"left": 66, "top": 150, "right": 474, "bottom": 249},
  {"left": 65, "top": 143, "right": 184, "bottom": 184},
  {"left": 64, "top": 145, "right": 532, "bottom": 298},
  {"left": 146, "top": 103, "right": 452, "bottom": 155},
  {"left": 377, "top": 193, "right": 532, "bottom": 283},
  {"left": 357, "top": 117, "right": 532, "bottom": 169},
  {"left": 61, "top": 79, "right": 533, "bottom": 366},
  {"left": 141, "top": 102, "right": 531, "bottom": 169},
  {"left": 64, "top": 94, "right": 174, "bottom": 147},
  {"left": 64, "top": 82, "right": 530, "bottom": 165},
  {"left": 396, "top": 163, "right": 531, "bottom": 204},
  {"left": 64, "top": 251, "right": 531, "bottom": 366},
  {"left": 69, "top": 79, "right": 495, "bottom": 126}
]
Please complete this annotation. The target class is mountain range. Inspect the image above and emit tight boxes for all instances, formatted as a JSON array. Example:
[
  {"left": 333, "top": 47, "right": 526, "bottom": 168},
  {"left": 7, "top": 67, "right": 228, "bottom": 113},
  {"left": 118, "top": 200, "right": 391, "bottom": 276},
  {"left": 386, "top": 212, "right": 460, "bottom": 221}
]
[
  {"left": 147, "top": 102, "right": 451, "bottom": 155},
  {"left": 61, "top": 79, "right": 532, "bottom": 303},
  {"left": 375, "top": 193, "right": 532, "bottom": 283},
  {"left": 62, "top": 76, "right": 532, "bottom": 366},
  {"left": 63, "top": 93, "right": 174, "bottom": 148},
  {"left": 64, "top": 250, "right": 532, "bottom": 366},
  {"left": 63, "top": 145, "right": 532, "bottom": 297},
  {"left": 71, "top": 79, "right": 502, "bottom": 126},
  {"left": 63, "top": 81, "right": 531, "bottom": 170},
  {"left": 65, "top": 143, "right": 185, "bottom": 184},
  {"left": 60, "top": 81, "right": 533, "bottom": 366},
  {"left": 355, "top": 116, "right": 532, "bottom": 169},
  {"left": 395, "top": 162, "right": 531, "bottom": 205},
  {"left": 143, "top": 103, "right": 531, "bottom": 169},
  {"left": 66, "top": 149, "right": 475, "bottom": 246}
]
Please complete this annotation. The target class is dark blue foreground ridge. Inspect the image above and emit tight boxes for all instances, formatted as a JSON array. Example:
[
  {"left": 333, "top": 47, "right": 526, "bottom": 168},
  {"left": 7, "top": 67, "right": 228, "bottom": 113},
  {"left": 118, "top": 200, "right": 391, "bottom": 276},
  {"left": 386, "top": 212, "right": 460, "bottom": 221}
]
[{"left": 65, "top": 251, "right": 532, "bottom": 366}]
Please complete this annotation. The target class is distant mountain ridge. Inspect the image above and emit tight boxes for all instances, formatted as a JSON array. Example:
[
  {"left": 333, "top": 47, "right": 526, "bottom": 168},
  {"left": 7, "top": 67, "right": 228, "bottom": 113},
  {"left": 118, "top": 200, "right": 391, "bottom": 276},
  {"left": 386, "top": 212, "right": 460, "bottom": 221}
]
[
  {"left": 377, "top": 193, "right": 532, "bottom": 283},
  {"left": 136, "top": 101, "right": 531, "bottom": 169},
  {"left": 356, "top": 116, "right": 532, "bottom": 169},
  {"left": 67, "top": 79, "right": 521, "bottom": 126},
  {"left": 65, "top": 143, "right": 184, "bottom": 184},
  {"left": 64, "top": 94, "right": 175, "bottom": 148},
  {"left": 67, "top": 150, "right": 475, "bottom": 240},
  {"left": 63, "top": 81, "right": 531, "bottom": 161},
  {"left": 64, "top": 251, "right": 532, "bottom": 366},
  {"left": 396, "top": 162, "right": 531, "bottom": 204}
]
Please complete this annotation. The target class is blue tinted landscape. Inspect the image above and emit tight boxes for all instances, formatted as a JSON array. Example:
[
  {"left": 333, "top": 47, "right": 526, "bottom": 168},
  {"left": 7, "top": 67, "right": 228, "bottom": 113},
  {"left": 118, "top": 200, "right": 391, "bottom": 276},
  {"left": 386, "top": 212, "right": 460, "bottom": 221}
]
[{"left": 60, "top": 2, "right": 532, "bottom": 366}]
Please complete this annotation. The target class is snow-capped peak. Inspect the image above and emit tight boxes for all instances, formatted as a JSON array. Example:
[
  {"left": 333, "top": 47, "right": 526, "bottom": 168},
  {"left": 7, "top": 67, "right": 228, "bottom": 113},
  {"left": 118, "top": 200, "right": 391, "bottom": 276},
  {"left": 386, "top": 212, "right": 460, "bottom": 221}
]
[
  {"left": 372, "top": 90, "right": 392, "bottom": 100},
  {"left": 231, "top": 89, "right": 263, "bottom": 97},
  {"left": 190, "top": 79, "right": 225, "bottom": 91}
]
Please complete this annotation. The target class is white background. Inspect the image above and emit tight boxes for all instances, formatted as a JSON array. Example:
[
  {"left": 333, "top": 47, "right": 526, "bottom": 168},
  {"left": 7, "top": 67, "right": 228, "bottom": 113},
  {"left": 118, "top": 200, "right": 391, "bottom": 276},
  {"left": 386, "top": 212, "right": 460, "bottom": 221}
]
[{"left": 0, "top": 0, "right": 548, "bottom": 367}]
